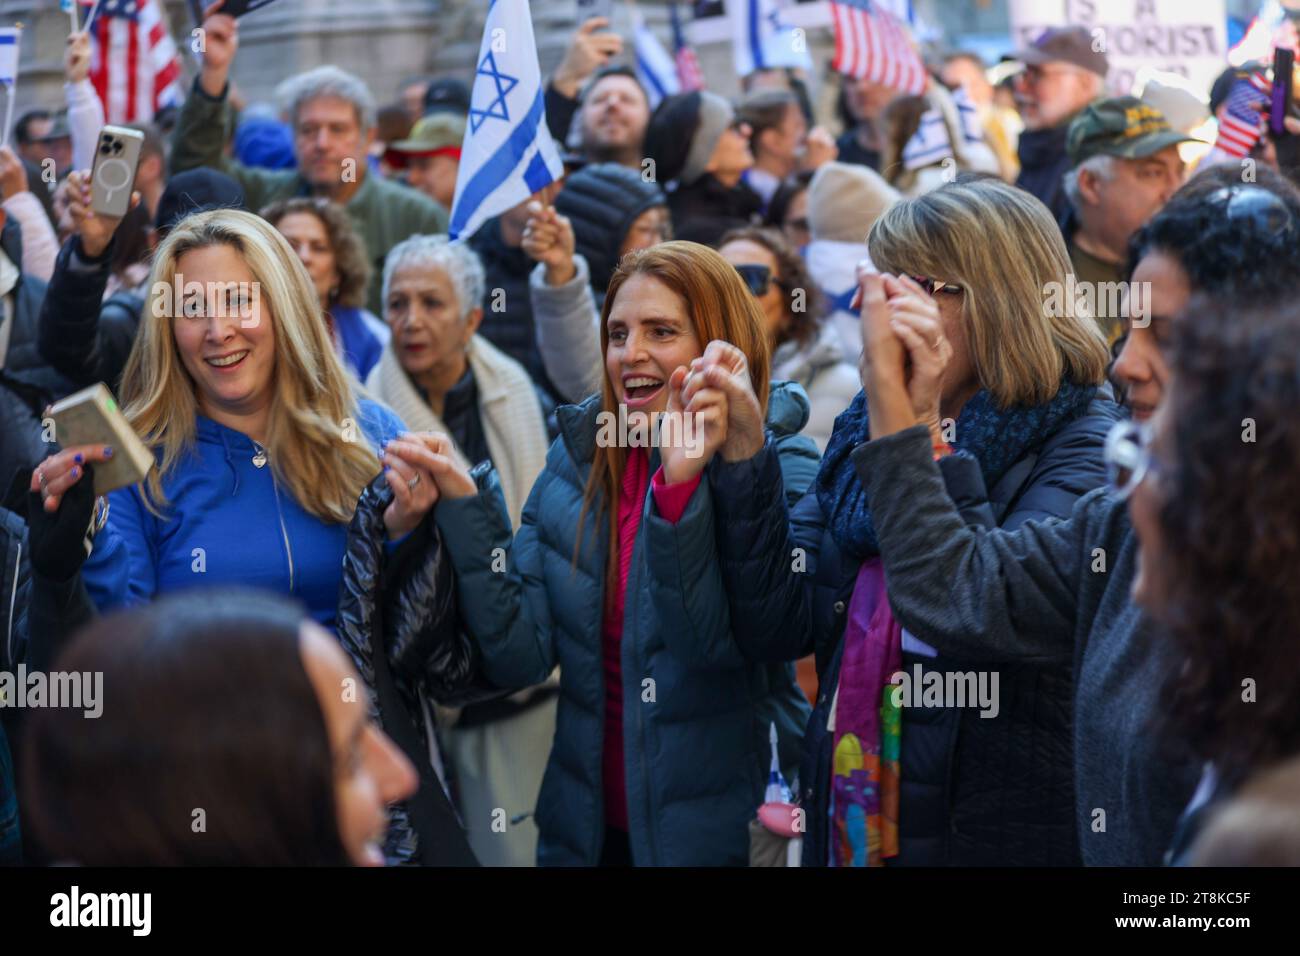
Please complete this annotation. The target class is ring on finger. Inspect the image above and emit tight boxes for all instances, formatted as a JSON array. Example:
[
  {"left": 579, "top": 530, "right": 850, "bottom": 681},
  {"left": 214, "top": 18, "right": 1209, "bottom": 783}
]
[
  {"left": 407, "top": 474, "right": 421, "bottom": 492},
  {"left": 37, "top": 469, "right": 47, "bottom": 489}
]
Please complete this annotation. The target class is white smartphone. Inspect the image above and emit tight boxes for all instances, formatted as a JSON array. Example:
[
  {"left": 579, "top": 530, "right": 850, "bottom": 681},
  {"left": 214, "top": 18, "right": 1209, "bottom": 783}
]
[
  {"left": 91, "top": 125, "right": 145, "bottom": 219},
  {"left": 48, "top": 384, "right": 154, "bottom": 496}
]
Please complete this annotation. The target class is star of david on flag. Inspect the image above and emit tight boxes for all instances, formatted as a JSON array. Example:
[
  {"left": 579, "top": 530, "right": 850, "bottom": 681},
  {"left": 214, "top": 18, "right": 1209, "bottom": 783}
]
[{"left": 449, "top": 0, "right": 564, "bottom": 240}]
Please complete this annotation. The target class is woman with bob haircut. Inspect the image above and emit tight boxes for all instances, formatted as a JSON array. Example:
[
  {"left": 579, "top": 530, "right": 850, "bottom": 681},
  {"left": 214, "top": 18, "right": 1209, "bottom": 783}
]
[
  {"left": 22, "top": 590, "right": 418, "bottom": 866},
  {"left": 411, "top": 240, "right": 819, "bottom": 866},
  {"left": 696, "top": 177, "right": 1121, "bottom": 867},
  {"left": 261, "top": 196, "right": 390, "bottom": 380},
  {"left": 32, "top": 208, "right": 480, "bottom": 865}
]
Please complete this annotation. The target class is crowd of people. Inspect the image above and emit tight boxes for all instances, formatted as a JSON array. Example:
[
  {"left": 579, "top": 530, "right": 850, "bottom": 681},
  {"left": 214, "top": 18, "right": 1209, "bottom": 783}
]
[{"left": 2, "top": 4, "right": 1300, "bottom": 870}]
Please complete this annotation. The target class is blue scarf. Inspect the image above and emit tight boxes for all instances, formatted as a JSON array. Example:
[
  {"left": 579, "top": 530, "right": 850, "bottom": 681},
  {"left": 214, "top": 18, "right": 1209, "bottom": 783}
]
[{"left": 816, "top": 381, "right": 1097, "bottom": 559}]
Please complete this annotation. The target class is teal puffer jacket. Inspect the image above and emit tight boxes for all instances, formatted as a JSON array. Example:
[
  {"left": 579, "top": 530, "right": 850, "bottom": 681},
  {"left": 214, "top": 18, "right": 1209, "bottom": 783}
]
[{"left": 435, "top": 381, "right": 819, "bottom": 865}]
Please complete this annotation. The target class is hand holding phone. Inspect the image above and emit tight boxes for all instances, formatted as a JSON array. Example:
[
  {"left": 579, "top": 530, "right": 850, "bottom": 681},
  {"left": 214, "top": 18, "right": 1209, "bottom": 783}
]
[{"left": 91, "top": 125, "right": 144, "bottom": 220}]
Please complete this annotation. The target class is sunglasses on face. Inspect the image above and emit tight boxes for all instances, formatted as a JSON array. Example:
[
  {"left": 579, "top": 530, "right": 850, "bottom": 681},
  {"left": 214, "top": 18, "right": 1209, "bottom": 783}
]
[
  {"left": 908, "top": 274, "right": 964, "bottom": 296},
  {"left": 735, "top": 263, "right": 773, "bottom": 296},
  {"left": 1105, "top": 419, "right": 1160, "bottom": 500}
]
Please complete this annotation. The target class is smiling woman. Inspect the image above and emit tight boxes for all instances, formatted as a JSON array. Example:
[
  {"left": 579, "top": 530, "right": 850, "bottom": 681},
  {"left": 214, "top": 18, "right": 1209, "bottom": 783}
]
[
  {"left": 418, "top": 240, "right": 821, "bottom": 866},
  {"left": 31, "top": 208, "right": 483, "bottom": 865}
]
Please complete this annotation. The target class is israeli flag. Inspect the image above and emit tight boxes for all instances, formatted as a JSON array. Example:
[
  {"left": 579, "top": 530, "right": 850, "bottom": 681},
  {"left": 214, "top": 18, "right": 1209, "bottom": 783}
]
[
  {"left": 726, "top": 0, "right": 812, "bottom": 77},
  {"left": 633, "top": 17, "right": 679, "bottom": 110},
  {"left": 902, "top": 107, "right": 953, "bottom": 171},
  {"left": 0, "top": 29, "right": 19, "bottom": 86},
  {"left": 448, "top": 0, "right": 565, "bottom": 240},
  {"left": 951, "top": 86, "right": 984, "bottom": 145}
]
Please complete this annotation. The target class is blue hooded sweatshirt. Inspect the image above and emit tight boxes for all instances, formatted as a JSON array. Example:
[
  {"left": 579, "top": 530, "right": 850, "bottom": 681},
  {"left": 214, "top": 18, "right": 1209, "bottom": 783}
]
[{"left": 83, "top": 399, "right": 406, "bottom": 630}]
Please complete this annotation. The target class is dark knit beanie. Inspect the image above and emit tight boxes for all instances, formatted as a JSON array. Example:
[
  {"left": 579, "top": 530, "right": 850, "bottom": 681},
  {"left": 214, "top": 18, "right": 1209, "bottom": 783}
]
[{"left": 555, "top": 163, "right": 666, "bottom": 291}]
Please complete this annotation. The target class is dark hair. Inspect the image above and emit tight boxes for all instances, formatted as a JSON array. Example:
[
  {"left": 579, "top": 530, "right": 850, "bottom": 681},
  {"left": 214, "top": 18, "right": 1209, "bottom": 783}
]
[
  {"left": 644, "top": 92, "right": 704, "bottom": 185},
  {"left": 1156, "top": 297, "right": 1300, "bottom": 780},
  {"left": 14, "top": 110, "right": 51, "bottom": 146},
  {"left": 21, "top": 590, "right": 351, "bottom": 866},
  {"left": 581, "top": 65, "right": 649, "bottom": 107},
  {"left": 765, "top": 170, "right": 814, "bottom": 230},
  {"left": 108, "top": 201, "right": 153, "bottom": 287},
  {"left": 261, "top": 196, "right": 372, "bottom": 308},
  {"left": 736, "top": 89, "right": 799, "bottom": 155},
  {"left": 1127, "top": 165, "right": 1300, "bottom": 303},
  {"left": 880, "top": 94, "right": 928, "bottom": 185},
  {"left": 718, "top": 225, "right": 822, "bottom": 348}
]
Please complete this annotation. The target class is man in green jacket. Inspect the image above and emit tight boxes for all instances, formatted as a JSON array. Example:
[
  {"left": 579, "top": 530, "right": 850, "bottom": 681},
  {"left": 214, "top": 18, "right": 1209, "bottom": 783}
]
[{"left": 173, "top": 6, "right": 448, "bottom": 314}]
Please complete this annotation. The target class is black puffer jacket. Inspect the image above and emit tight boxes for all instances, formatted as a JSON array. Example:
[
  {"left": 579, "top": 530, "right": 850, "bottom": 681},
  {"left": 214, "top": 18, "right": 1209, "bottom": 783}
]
[
  {"left": 555, "top": 163, "right": 665, "bottom": 291},
  {"left": 335, "top": 475, "right": 498, "bottom": 866},
  {"left": 710, "top": 387, "right": 1122, "bottom": 866},
  {"left": 36, "top": 236, "right": 142, "bottom": 396}
]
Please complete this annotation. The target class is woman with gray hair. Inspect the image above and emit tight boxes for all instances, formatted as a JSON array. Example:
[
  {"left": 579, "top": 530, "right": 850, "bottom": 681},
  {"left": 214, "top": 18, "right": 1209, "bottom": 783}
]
[{"left": 365, "top": 234, "right": 557, "bottom": 867}]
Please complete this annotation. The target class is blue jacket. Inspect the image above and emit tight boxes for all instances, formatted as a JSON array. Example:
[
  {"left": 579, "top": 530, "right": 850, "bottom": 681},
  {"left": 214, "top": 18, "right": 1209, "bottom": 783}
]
[
  {"left": 434, "top": 382, "right": 819, "bottom": 865},
  {"left": 83, "top": 399, "right": 406, "bottom": 629},
  {"left": 709, "top": 387, "right": 1122, "bottom": 866}
]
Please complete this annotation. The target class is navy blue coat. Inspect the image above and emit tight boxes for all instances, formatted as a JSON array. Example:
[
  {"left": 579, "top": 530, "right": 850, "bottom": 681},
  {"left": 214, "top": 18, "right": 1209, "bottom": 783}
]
[
  {"left": 708, "top": 387, "right": 1122, "bottom": 866},
  {"left": 434, "top": 383, "right": 819, "bottom": 865}
]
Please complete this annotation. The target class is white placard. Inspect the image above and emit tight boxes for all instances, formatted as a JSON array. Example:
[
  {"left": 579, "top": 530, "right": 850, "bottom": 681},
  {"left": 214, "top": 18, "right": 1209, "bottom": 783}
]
[{"left": 1008, "top": 0, "right": 1228, "bottom": 97}]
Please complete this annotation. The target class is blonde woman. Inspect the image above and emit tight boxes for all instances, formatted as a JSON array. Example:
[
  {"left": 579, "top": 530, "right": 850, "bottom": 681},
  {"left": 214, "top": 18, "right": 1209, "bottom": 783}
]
[
  {"left": 699, "top": 178, "right": 1121, "bottom": 867},
  {"left": 33, "top": 208, "right": 479, "bottom": 864}
]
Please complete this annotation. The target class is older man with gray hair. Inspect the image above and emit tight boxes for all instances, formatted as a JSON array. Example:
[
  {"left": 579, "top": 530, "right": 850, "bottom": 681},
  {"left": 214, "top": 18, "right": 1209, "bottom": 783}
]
[
  {"left": 171, "top": 5, "right": 447, "bottom": 313},
  {"left": 1061, "top": 96, "right": 1189, "bottom": 343}
]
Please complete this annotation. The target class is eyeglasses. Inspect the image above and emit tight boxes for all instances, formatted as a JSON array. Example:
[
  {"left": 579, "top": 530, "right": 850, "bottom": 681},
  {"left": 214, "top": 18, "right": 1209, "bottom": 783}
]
[
  {"left": 908, "top": 274, "right": 964, "bottom": 296},
  {"left": 1205, "top": 185, "right": 1295, "bottom": 238},
  {"left": 1105, "top": 419, "right": 1159, "bottom": 500},
  {"left": 735, "top": 263, "right": 773, "bottom": 296}
]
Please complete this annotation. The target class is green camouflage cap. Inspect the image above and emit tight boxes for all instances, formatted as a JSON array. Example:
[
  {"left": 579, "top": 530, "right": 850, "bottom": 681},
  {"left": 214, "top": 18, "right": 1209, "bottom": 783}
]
[{"left": 1067, "top": 96, "right": 1194, "bottom": 166}]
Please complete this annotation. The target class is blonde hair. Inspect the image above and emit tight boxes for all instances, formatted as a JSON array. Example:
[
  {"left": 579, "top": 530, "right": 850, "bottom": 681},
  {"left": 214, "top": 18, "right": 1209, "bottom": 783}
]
[
  {"left": 121, "top": 208, "right": 378, "bottom": 524},
  {"left": 869, "top": 177, "right": 1109, "bottom": 408},
  {"left": 577, "top": 241, "right": 771, "bottom": 592}
]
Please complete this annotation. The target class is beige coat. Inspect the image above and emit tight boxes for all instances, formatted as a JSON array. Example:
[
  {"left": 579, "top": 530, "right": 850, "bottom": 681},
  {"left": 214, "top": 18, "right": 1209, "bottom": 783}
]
[{"left": 366, "top": 334, "right": 549, "bottom": 529}]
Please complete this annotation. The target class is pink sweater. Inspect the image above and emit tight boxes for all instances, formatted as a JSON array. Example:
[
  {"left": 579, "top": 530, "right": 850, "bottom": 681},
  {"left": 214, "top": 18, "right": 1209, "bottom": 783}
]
[{"left": 601, "top": 448, "right": 700, "bottom": 831}]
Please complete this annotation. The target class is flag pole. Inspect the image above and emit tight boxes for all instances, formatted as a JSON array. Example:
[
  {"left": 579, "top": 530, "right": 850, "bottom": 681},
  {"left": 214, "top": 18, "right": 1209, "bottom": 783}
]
[
  {"left": 84, "top": 0, "right": 105, "bottom": 36},
  {"left": 68, "top": 2, "right": 80, "bottom": 33}
]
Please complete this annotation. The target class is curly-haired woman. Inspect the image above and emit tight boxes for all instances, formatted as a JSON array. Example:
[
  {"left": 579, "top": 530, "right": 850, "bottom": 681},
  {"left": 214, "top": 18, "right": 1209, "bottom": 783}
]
[
  {"left": 1131, "top": 294, "right": 1300, "bottom": 863},
  {"left": 262, "top": 197, "right": 390, "bottom": 380}
]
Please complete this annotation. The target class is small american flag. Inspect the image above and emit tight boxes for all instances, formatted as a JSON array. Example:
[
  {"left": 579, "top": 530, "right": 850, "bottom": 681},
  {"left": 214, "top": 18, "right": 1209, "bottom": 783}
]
[
  {"left": 670, "top": 2, "right": 704, "bottom": 93},
  {"left": 89, "top": 0, "right": 183, "bottom": 124},
  {"left": 1215, "top": 72, "right": 1272, "bottom": 158},
  {"left": 830, "top": 0, "right": 927, "bottom": 96}
]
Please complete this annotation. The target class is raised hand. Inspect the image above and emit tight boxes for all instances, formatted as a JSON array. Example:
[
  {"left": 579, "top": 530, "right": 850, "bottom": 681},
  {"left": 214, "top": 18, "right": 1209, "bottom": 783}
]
[
  {"left": 65, "top": 169, "right": 140, "bottom": 259},
  {"left": 0, "top": 147, "right": 28, "bottom": 201},
  {"left": 660, "top": 365, "right": 728, "bottom": 485},
  {"left": 801, "top": 126, "right": 838, "bottom": 171},
  {"left": 552, "top": 18, "right": 623, "bottom": 99},
  {"left": 64, "top": 30, "right": 91, "bottom": 85},
  {"left": 381, "top": 432, "right": 477, "bottom": 539},
  {"left": 881, "top": 274, "right": 950, "bottom": 444},
  {"left": 686, "top": 340, "right": 765, "bottom": 463},
  {"left": 857, "top": 271, "right": 917, "bottom": 441},
  {"left": 198, "top": 1, "right": 239, "bottom": 98},
  {"left": 520, "top": 200, "right": 577, "bottom": 285}
]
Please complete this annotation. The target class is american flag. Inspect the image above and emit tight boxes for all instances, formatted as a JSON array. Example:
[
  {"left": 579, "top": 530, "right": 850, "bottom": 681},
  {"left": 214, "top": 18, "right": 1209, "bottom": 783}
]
[
  {"left": 829, "top": 0, "right": 927, "bottom": 96},
  {"left": 670, "top": 2, "right": 704, "bottom": 93},
  {"left": 1215, "top": 72, "right": 1272, "bottom": 158},
  {"left": 89, "top": 0, "right": 183, "bottom": 124}
]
